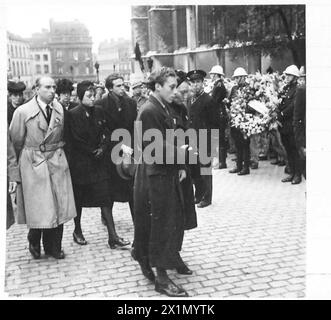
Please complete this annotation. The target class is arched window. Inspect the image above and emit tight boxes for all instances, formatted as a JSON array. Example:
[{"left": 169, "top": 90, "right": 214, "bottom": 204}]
[
  {"left": 12, "top": 62, "right": 16, "bottom": 76},
  {"left": 21, "top": 61, "right": 24, "bottom": 75},
  {"left": 16, "top": 61, "right": 20, "bottom": 76},
  {"left": 24, "top": 61, "right": 27, "bottom": 75}
]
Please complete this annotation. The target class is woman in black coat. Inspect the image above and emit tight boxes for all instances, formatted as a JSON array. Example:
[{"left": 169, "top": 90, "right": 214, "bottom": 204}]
[{"left": 68, "top": 81, "right": 128, "bottom": 249}]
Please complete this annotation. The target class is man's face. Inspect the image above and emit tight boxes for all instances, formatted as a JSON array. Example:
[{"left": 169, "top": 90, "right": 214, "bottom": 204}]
[
  {"left": 82, "top": 89, "right": 95, "bottom": 107},
  {"left": 174, "top": 81, "right": 190, "bottom": 105},
  {"left": 190, "top": 78, "right": 204, "bottom": 95},
  {"left": 111, "top": 78, "right": 125, "bottom": 97},
  {"left": 234, "top": 76, "right": 246, "bottom": 85},
  {"left": 156, "top": 76, "right": 177, "bottom": 103},
  {"left": 210, "top": 73, "right": 223, "bottom": 82},
  {"left": 37, "top": 77, "right": 56, "bottom": 104},
  {"left": 10, "top": 92, "right": 24, "bottom": 107},
  {"left": 298, "top": 76, "right": 306, "bottom": 86},
  {"left": 285, "top": 74, "right": 296, "bottom": 84},
  {"left": 59, "top": 91, "right": 71, "bottom": 105}
]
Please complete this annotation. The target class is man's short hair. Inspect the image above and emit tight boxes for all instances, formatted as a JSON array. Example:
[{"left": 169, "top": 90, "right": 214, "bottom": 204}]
[
  {"left": 148, "top": 67, "right": 177, "bottom": 92},
  {"left": 56, "top": 78, "right": 74, "bottom": 95},
  {"left": 105, "top": 73, "right": 124, "bottom": 90}
]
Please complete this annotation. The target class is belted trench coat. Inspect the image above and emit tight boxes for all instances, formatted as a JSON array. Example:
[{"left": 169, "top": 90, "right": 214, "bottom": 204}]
[{"left": 9, "top": 96, "right": 76, "bottom": 229}]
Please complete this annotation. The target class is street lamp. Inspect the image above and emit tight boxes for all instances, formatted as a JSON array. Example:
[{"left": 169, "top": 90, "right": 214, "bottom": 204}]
[
  {"left": 94, "top": 62, "right": 100, "bottom": 83},
  {"left": 70, "top": 65, "right": 74, "bottom": 82}
]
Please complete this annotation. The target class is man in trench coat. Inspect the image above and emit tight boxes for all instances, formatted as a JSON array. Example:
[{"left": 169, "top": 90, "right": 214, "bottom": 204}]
[{"left": 9, "top": 76, "right": 76, "bottom": 259}]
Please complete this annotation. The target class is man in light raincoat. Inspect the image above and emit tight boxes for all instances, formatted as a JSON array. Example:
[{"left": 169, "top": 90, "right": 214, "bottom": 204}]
[{"left": 9, "top": 76, "right": 76, "bottom": 260}]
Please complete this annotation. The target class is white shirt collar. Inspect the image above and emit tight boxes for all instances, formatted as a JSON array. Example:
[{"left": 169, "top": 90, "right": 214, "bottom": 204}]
[{"left": 37, "top": 95, "right": 53, "bottom": 112}]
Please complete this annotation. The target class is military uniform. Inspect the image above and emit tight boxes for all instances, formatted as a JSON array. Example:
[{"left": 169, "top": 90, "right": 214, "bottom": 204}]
[
  {"left": 277, "top": 81, "right": 302, "bottom": 182},
  {"left": 187, "top": 70, "right": 220, "bottom": 206}
]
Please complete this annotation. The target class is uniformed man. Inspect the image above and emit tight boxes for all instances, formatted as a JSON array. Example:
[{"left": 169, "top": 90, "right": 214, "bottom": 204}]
[
  {"left": 209, "top": 65, "right": 228, "bottom": 169},
  {"left": 228, "top": 67, "right": 251, "bottom": 175},
  {"left": 187, "top": 69, "right": 220, "bottom": 208},
  {"left": 7, "top": 80, "right": 26, "bottom": 125},
  {"left": 277, "top": 65, "right": 302, "bottom": 184}
]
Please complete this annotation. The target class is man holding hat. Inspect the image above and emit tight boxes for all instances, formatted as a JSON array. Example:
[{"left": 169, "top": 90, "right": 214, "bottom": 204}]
[
  {"left": 9, "top": 76, "right": 76, "bottom": 259},
  {"left": 187, "top": 69, "right": 220, "bottom": 208},
  {"left": 209, "top": 65, "right": 228, "bottom": 169},
  {"left": 7, "top": 80, "right": 26, "bottom": 125},
  {"left": 277, "top": 64, "right": 302, "bottom": 184}
]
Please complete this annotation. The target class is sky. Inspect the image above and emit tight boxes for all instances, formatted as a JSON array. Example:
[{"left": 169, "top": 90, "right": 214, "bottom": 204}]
[{"left": 4, "top": 2, "right": 132, "bottom": 53}]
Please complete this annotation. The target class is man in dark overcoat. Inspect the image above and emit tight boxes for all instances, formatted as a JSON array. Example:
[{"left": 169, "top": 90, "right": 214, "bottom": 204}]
[
  {"left": 277, "top": 65, "right": 302, "bottom": 184},
  {"left": 133, "top": 68, "right": 191, "bottom": 297},
  {"left": 187, "top": 69, "right": 220, "bottom": 208},
  {"left": 209, "top": 65, "right": 229, "bottom": 169},
  {"left": 95, "top": 73, "right": 137, "bottom": 247}
]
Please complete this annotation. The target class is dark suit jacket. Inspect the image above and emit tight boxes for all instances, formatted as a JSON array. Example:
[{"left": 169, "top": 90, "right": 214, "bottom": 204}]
[
  {"left": 277, "top": 82, "right": 297, "bottom": 134},
  {"left": 68, "top": 104, "right": 110, "bottom": 185},
  {"left": 211, "top": 80, "right": 228, "bottom": 128},
  {"left": 187, "top": 91, "right": 220, "bottom": 155},
  {"left": 293, "top": 84, "right": 306, "bottom": 148}
]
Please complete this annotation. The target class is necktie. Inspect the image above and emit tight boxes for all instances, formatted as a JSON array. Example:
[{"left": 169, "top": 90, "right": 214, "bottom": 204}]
[{"left": 46, "top": 105, "right": 52, "bottom": 124}]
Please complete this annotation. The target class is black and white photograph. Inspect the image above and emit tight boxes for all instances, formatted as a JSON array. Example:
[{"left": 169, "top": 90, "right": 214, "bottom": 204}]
[{"left": 1, "top": 0, "right": 331, "bottom": 302}]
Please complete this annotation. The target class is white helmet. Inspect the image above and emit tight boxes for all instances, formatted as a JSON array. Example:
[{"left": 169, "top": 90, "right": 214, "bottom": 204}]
[
  {"left": 299, "top": 66, "right": 306, "bottom": 77},
  {"left": 232, "top": 67, "right": 248, "bottom": 78},
  {"left": 209, "top": 65, "right": 224, "bottom": 76},
  {"left": 284, "top": 65, "right": 300, "bottom": 77}
]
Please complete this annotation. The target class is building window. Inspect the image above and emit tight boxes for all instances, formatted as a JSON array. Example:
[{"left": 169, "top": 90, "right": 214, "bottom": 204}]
[
  {"left": 12, "top": 62, "right": 16, "bottom": 76},
  {"left": 11, "top": 45, "right": 14, "bottom": 56},
  {"left": 43, "top": 54, "right": 48, "bottom": 61},
  {"left": 24, "top": 62, "right": 27, "bottom": 75},
  {"left": 21, "top": 62, "right": 24, "bottom": 75},
  {"left": 16, "top": 62, "right": 20, "bottom": 75},
  {"left": 44, "top": 65, "right": 49, "bottom": 74},
  {"left": 36, "top": 64, "right": 41, "bottom": 74},
  {"left": 15, "top": 46, "right": 18, "bottom": 58},
  {"left": 56, "top": 50, "right": 62, "bottom": 59},
  {"left": 73, "top": 51, "right": 78, "bottom": 61},
  {"left": 86, "top": 67, "right": 89, "bottom": 74},
  {"left": 85, "top": 52, "right": 90, "bottom": 60},
  {"left": 19, "top": 47, "right": 22, "bottom": 57},
  {"left": 58, "top": 67, "right": 63, "bottom": 74},
  {"left": 35, "top": 54, "right": 40, "bottom": 61}
]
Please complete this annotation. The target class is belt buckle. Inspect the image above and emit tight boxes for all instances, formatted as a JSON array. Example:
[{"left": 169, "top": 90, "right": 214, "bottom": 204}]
[{"left": 39, "top": 143, "right": 46, "bottom": 152}]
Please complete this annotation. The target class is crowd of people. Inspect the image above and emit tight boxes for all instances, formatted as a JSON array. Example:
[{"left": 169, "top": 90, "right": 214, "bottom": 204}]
[{"left": 6, "top": 62, "right": 306, "bottom": 297}]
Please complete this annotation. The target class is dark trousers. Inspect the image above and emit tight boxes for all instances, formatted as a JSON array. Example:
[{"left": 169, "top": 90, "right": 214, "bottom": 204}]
[
  {"left": 280, "top": 130, "right": 302, "bottom": 177},
  {"left": 218, "top": 126, "right": 227, "bottom": 165},
  {"left": 28, "top": 224, "right": 63, "bottom": 254},
  {"left": 231, "top": 127, "right": 250, "bottom": 170},
  {"left": 192, "top": 162, "right": 212, "bottom": 204}
]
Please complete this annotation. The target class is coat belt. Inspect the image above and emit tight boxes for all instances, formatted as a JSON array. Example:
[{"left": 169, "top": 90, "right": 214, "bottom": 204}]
[{"left": 24, "top": 141, "right": 65, "bottom": 152}]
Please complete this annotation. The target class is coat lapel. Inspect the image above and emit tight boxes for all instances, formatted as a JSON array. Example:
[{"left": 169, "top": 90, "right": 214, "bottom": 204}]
[{"left": 44, "top": 100, "right": 64, "bottom": 141}]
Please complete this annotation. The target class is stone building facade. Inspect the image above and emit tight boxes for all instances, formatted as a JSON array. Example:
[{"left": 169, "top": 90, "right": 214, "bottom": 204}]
[
  {"left": 97, "top": 39, "right": 131, "bottom": 82},
  {"left": 131, "top": 5, "right": 305, "bottom": 77},
  {"left": 7, "top": 32, "right": 33, "bottom": 87},
  {"left": 48, "top": 19, "right": 94, "bottom": 82}
]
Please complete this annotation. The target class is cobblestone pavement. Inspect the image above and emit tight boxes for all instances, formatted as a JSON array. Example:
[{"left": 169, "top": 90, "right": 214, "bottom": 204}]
[{"left": 5, "top": 157, "right": 306, "bottom": 298}]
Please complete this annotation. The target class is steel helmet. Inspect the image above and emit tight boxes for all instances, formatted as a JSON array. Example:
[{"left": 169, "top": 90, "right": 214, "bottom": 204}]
[
  {"left": 284, "top": 65, "right": 300, "bottom": 77},
  {"left": 209, "top": 65, "right": 224, "bottom": 76},
  {"left": 232, "top": 67, "right": 248, "bottom": 78},
  {"left": 299, "top": 66, "right": 306, "bottom": 77}
]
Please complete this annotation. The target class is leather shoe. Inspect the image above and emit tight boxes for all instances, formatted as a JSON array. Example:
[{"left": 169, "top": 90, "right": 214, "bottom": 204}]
[
  {"left": 271, "top": 159, "right": 280, "bottom": 165},
  {"left": 108, "top": 237, "right": 131, "bottom": 249},
  {"left": 29, "top": 243, "right": 41, "bottom": 259},
  {"left": 258, "top": 155, "right": 268, "bottom": 161},
  {"left": 238, "top": 168, "right": 250, "bottom": 175},
  {"left": 277, "top": 160, "right": 286, "bottom": 166},
  {"left": 73, "top": 232, "right": 87, "bottom": 245},
  {"left": 45, "top": 250, "right": 65, "bottom": 259},
  {"left": 194, "top": 197, "right": 202, "bottom": 204},
  {"left": 176, "top": 264, "right": 193, "bottom": 275},
  {"left": 229, "top": 167, "right": 240, "bottom": 173},
  {"left": 155, "top": 279, "right": 189, "bottom": 297},
  {"left": 218, "top": 163, "right": 227, "bottom": 169},
  {"left": 291, "top": 175, "right": 302, "bottom": 185},
  {"left": 281, "top": 175, "right": 294, "bottom": 183},
  {"left": 197, "top": 200, "right": 211, "bottom": 208}
]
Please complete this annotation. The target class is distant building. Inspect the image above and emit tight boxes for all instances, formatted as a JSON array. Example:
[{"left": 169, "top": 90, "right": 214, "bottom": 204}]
[
  {"left": 97, "top": 39, "right": 132, "bottom": 82},
  {"left": 7, "top": 32, "right": 33, "bottom": 87},
  {"left": 29, "top": 29, "right": 52, "bottom": 83},
  {"left": 48, "top": 19, "right": 94, "bottom": 81}
]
